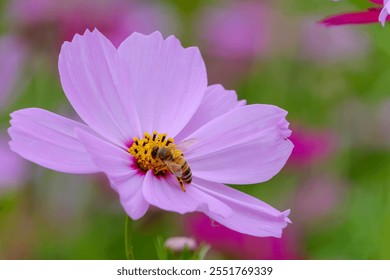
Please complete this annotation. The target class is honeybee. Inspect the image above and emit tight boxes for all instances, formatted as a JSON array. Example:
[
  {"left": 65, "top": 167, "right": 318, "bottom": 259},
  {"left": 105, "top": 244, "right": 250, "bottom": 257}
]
[{"left": 151, "top": 139, "right": 197, "bottom": 192}]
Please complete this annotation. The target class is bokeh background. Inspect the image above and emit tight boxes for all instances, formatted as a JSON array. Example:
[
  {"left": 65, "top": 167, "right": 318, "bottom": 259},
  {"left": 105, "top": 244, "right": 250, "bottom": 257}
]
[{"left": 0, "top": 0, "right": 389, "bottom": 259}]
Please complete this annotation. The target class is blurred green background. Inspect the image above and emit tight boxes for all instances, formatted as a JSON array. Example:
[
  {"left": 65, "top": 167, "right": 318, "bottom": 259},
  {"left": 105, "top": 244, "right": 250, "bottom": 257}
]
[{"left": 0, "top": 0, "right": 389, "bottom": 259}]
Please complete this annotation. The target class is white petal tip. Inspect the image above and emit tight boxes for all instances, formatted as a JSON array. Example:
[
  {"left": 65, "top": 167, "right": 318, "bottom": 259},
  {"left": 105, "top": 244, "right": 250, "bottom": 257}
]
[{"left": 282, "top": 209, "right": 292, "bottom": 223}]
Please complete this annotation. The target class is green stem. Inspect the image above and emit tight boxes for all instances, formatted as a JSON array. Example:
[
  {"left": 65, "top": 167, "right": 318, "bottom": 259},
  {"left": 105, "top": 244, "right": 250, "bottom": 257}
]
[{"left": 125, "top": 215, "right": 134, "bottom": 260}]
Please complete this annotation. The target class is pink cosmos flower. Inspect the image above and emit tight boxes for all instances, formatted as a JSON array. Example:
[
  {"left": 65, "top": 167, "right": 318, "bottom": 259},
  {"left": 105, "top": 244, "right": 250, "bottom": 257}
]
[
  {"left": 321, "top": 0, "right": 390, "bottom": 26},
  {"left": 8, "top": 30, "right": 293, "bottom": 237}
]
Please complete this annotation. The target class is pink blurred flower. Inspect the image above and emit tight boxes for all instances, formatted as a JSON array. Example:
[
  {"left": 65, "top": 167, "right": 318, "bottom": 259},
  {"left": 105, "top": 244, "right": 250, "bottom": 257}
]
[
  {"left": 58, "top": 0, "right": 175, "bottom": 48},
  {"left": 196, "top": 1, "right": 270, "bottom": 59},
  {"left": 165, "top": 237, "right": 197, "bottom": 252},
  {"left": 292, "top": 176, "right": 346, "bottom": 225},
  {"left": 7, "top": 0, "right": 175, "bottom": 48},
  {"left": 7, "top": 0, "right": 57, "bottom": 25},
  {"left": 185, "top": 214, "right": 301, "bottom": 259},
  {"left": 321, "top": 0, "right": 390, "bottom": 26},
  {"left": 194, "top": 1, "right": 272, "bottom": 86},
  {"left": 288, "top": 126, "right": 336, "bottom": 167},
  {"left": 0, "top": 134, "right": 28, "bottom": 189},
  {"left": 300, "top": 19, "right": 369, "bottom": 62},
  {"left": 8, "top": 30, "right": 293, "bottom": 237},
  {"left": 0, "top": 35, "right": 26, "bottom": 111}
]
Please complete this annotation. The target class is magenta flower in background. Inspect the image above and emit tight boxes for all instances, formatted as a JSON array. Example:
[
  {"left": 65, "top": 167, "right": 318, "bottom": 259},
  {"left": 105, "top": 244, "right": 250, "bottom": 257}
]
[
  {"left": 288, "top": 126, "right": 336, "bottom": 168},
  {"left": 0, "top": 35, "right": 26, "bottom": 111},
  {"left": 321, "top": 0, "right": 390, "bottom": 26},
  {"left": 8, "top": 30, "right": 293, "bottom": 237},
  {"left": 0, "top": 134, "right": 28, "bottom": 189},
  {"left": 185, "top": 214, "right": 302, "bottom": 259}
]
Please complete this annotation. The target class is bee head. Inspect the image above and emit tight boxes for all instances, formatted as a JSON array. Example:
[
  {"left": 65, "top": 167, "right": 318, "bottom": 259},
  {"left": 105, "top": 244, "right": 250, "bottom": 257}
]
[{"left": 151, "top": 146, "right": 159, "bottom": 159}]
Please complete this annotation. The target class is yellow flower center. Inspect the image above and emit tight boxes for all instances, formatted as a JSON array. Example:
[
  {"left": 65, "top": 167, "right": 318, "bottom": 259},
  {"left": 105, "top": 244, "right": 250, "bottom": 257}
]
[{"left": 128, "top": 131, "right": 183, "bottom": 175}]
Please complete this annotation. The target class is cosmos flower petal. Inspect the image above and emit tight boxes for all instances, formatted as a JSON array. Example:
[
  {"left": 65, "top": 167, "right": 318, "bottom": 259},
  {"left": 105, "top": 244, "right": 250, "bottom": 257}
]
[
  {"left": 193, "top": 178, "right": 290, "bottom": 237},
  {"left": 175, "top": 84, "right": 245, "bottom": 142},
  {"left": 8, "top": 108, "right": 99, "bottom": 173},
  {"left": 59, "top": 29, "right": 141, "bottom": 146},
  {"left": 113, "top": 171, "right": 150, "bottom": 220},
  {"left": 117, "top": 31, "right": 208, "bottom": 137},
  {"left": 321, "top": 8, "right": 382, "bottom": 26},
  {"left": 75, "top": 128, "right": 134, "bottom": 180},
  {"left": 185, "top": 104, "right": 293, "bottom": 184},
  {"left": 76, "top": 128, "right": 150, "bottom": 219},
  {"left": 379, "top": 1, "right": 390, "bottom": 26},
  {"left": 142, "top": 172, "right": 232, "bottom": 217}
]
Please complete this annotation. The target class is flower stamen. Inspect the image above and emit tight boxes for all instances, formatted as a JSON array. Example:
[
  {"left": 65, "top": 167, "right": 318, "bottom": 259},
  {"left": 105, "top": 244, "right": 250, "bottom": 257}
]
[{"left": 128, "top": 131, "right": 182, "bottom": 176}]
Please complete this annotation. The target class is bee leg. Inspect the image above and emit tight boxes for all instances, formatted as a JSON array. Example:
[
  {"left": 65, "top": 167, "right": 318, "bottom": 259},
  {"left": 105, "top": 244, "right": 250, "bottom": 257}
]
[
  {"left": 154, "top": 165, "right": 166, "bottom": 174},
  {"left": 177, "top": 177, "right": 186, "bottom": 192}
]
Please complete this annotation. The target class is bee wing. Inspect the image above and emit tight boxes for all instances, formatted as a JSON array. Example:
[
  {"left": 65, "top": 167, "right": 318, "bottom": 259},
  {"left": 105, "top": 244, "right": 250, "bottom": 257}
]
[
  {"left": 164, "top": 160, "right": 183, "bottom": 177},
  {"left": 176, "top": 138, "right": 198, "bottom": 152}
]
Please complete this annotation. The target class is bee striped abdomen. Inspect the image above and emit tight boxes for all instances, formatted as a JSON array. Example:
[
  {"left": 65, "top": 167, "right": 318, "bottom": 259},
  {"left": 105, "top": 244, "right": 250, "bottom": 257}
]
[
  {"left": 181, "top": 167, "right": 192, "bottom": 183},
  {"left": 177, "top": 158, "right": 192, "bottom": 183}
]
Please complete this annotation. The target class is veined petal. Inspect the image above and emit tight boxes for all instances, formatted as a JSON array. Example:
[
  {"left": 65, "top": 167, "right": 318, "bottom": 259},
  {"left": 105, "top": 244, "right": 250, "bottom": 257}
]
[
  {"left": 8, "top": 108, "right": 99, "bottom": 174},
  {"left": 75, "top": 129, "right": 131, "bottom": 178},
  {"left": 185, "top": 104, "right": 293, "bottom": 184},
  {"left": 118, "top": 31, "right": 208, "bottom": 137},
  {"left": 175, "top": 84, "right": 245, "bottom": 142},
  {"left": 111, "top": 170, "right": 150, "bottom": 220},
  {"left": 59, "top": 29, "right": 141, "bottom": 146},
  {"left": 193, "top": 178, "right": 290, "bottom": 237},
  {"left": 76, "top": 129, "right": 149, "bottom": 219},
  {"left": 142, "top": 171, "right": 232, "bottom": 217}
]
